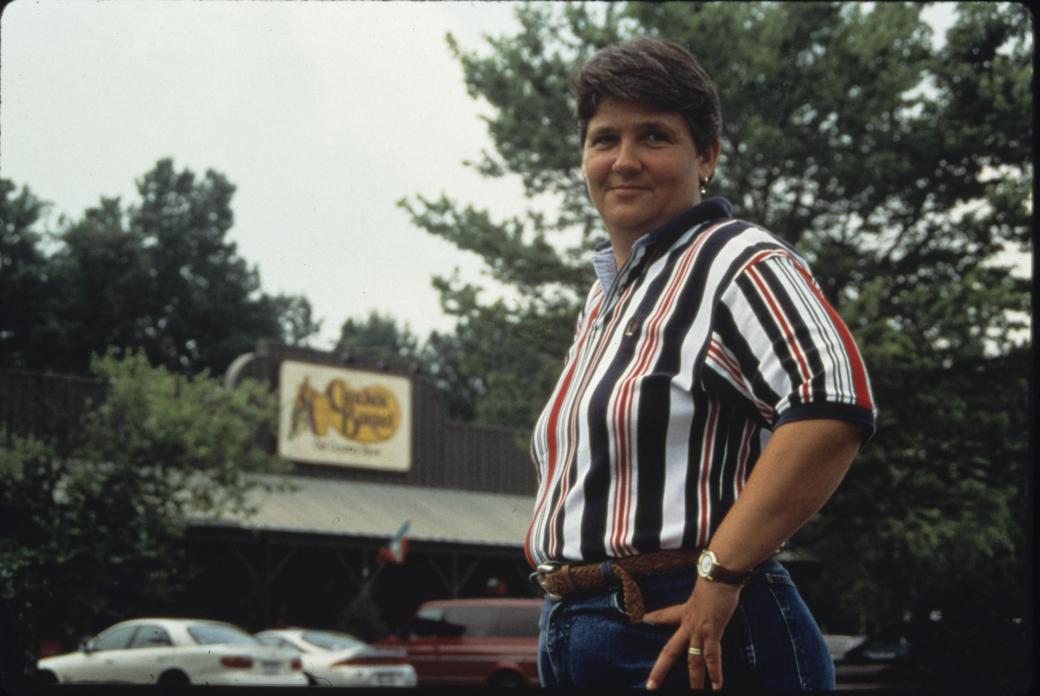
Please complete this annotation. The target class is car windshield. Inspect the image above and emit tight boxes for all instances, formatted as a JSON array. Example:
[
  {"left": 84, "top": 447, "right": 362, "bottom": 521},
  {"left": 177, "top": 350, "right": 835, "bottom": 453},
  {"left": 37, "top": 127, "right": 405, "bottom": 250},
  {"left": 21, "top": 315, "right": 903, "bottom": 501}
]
[
  {"left": 187, "top": 623, "right": 259, "bottom": 646},
  {"left": 300, "top": 630, "right": 364, "bottom": 652}
]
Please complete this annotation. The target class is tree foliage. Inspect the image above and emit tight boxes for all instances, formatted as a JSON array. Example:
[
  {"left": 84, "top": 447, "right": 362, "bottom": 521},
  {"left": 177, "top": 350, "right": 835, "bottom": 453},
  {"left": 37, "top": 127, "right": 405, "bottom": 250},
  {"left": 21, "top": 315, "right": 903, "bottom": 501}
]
[
  {"left": 0, "top": 159, "right": 321, "bottom": 377},
  {"left": 0, "top": 351, "right": 288, "bottom": 678},
  {"left": 334, "top": 311, "right": 421, "bottom": 368},
  {"left": 400, "top": 0, "right": 1032, "bottom": 656},
  {"left": 0, "top": 180, "right": 63, "bottom": 367}
]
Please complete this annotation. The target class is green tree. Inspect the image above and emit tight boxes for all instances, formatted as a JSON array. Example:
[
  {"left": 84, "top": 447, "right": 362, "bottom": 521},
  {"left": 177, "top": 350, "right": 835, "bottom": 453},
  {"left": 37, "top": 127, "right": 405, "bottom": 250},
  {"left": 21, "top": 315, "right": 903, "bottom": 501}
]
[
  {"left": 334, "top": 311, "right": 421, "bottom": 369},
  {"left": 129, "top": 159, "right": 287, "bottom": 373},
  {"left": 400, "top": 0, "right": 1032, "bottom": 677},
  {"left": 417, "top": 328, "right": 481, "bottom": 423},
  {"left": 0, "top": 351, "right": 289, "bottom": 678},
  {"left": 0, "top": 180, "right": 62, "bottom": 369},
  {"left": 44, "top": 197, "right": 157, "bottom": 372},
  {"left": 269, "top": 294, "right": 323, "bottom": 349},
  {"left": 0, "top": 160, "right": 321, "bottom": 377}
]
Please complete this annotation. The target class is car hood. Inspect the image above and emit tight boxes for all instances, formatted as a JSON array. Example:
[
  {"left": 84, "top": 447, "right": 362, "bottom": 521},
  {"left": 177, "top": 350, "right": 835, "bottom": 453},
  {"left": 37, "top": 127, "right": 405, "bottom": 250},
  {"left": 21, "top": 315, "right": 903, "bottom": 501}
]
[{"left": 37, "top": 652, "right": 84, "bottom": 669}]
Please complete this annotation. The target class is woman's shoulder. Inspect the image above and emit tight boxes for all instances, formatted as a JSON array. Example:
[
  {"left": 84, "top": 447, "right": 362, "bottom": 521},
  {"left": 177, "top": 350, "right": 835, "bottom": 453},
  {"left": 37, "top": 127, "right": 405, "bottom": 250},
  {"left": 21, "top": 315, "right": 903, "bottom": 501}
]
[
  {"left": 685, "top": 218, "right": 813, "bottom": 279},
  {"left": 713, "top": 217, "right": 788, "bottom": 245},
  {"left": 687, "top": 217, "right": 799, "bottom": 256}
]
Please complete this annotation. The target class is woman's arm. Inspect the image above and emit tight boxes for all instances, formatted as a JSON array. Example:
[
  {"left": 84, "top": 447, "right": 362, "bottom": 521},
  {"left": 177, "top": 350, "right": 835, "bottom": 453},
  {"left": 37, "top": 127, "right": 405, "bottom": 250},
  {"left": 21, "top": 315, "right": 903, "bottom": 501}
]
[{"left": 644, "top": 417, "right": 863, "bottom": 690}]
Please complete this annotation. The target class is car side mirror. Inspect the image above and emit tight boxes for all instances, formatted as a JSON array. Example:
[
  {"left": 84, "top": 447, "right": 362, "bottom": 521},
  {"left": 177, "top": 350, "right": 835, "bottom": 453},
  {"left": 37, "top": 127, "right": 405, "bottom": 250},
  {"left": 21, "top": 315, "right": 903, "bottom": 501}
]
[{"left": 78, "top": 638, "right": 94, "bottom": 654}]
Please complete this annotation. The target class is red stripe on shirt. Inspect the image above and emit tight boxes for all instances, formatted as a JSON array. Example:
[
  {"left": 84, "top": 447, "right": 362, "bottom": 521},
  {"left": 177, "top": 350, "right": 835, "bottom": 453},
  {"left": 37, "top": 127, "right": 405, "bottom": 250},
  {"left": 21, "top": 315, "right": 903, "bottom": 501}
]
[
  {"left": 524, "top": 299, "right": 601, "bottom": 566},
  {"left": 608, "top": 225, "right": 718, "bottom": 555},
  {"left": 792, "top": 264, "right": 874, "bottom": 410},
  {"left": 747, "top": 264, "right": 813, "bottom": 403},
  {"left": 707, "top": 339, "right": 774, "bottom": 422},
  {"left": 697, "top": 397, "right": 719, "bottom": 547},
  {"left": 734, "top": 419, "right": 755, "bottom": 497},
  {"left": 544, "top": 286, "right": 630, "bottom": 558}
]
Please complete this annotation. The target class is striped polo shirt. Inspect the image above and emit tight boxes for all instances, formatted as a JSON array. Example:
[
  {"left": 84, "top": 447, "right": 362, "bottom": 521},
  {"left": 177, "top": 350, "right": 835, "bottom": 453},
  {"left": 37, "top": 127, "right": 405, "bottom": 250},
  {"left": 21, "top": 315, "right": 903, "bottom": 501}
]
[{"left": 524, "top": 198, "right": 876, "bottom": 567}]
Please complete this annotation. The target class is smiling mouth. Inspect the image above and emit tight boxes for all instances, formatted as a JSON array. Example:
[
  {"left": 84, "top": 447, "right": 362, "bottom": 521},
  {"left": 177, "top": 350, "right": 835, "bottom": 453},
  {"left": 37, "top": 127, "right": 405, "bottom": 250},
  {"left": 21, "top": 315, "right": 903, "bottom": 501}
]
[{"left": 608, "top": 186, "right": 651, "bottom": 193}]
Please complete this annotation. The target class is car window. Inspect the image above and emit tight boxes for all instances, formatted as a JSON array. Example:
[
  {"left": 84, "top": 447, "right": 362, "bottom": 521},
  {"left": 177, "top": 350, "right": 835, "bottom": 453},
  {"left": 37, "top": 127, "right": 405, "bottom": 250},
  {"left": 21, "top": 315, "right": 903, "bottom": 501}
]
[
  {"left": 92, "top": 625, "right": 137, "bottom": 651},
  {"left": 407, "top": 607, "right": 454, "bottom": 638},
  {"left": 859, "top": 635, "right": 910, "bottom": 661},
  {"left": 846, "top": 625, "right": 913, "bottom": 662},
  {"left": 442, "top": 606, "right": 495, "bottom": 637},
  {"left": 416, "top": 607, "right": 445, "bottom": 623},
  {"left": 257, "top": 635, "right": 300, "bottom": 651},
  {"left": 187, "top": 623, "right": 258, "bottom": 646},
  {"left": 493, "top": 606, "right": 540, "bottom": 637},
  {"left": 301, "top": 630, "right": 364, "bottom": 652},
  {"left": 130, "top": 625, "right": 173, "bottom": 649}
]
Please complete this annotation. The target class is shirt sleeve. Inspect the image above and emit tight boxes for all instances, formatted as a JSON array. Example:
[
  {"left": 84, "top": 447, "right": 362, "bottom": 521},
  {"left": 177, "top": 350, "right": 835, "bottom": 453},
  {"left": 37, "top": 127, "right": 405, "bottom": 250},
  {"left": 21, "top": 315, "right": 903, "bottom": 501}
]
[{"left": 706, "top": 252, "right": 877, "bottom": 441}]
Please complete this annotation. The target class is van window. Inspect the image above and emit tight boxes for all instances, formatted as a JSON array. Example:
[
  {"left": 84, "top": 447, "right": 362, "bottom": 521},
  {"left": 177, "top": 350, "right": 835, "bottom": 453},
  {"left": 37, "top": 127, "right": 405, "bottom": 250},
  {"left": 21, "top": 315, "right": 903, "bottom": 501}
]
[
  {"left": 442, "top": 606, "right": 495, "bottom": 637},
  {"left": 494, "top": 606, "right": 540, "bottom": 637},
  {"left": 415, "top": 607, "right": 445, "bottom": 623},
  {"left": 408, "top": 607, "right": 459, "bottom": 638}
]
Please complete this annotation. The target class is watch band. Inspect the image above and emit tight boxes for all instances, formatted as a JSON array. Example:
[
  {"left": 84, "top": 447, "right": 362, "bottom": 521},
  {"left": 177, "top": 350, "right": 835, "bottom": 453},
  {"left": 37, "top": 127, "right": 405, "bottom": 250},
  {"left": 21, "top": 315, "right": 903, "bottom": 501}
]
[{"left": 698, "top": 549, "right": 751, "bottom": 586}]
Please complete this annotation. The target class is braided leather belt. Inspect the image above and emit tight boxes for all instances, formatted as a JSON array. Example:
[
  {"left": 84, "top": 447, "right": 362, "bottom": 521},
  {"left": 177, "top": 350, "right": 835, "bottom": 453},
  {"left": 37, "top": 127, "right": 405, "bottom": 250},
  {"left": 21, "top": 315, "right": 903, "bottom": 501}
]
[{"left": 533, "top": 548, "right": 703, "bottom": 623}]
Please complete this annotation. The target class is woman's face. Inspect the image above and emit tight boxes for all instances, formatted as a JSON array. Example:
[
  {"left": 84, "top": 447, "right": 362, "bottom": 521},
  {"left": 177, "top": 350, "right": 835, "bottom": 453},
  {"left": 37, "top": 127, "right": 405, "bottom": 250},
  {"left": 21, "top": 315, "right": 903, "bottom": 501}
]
[{"left": 582, "top": 98, "right": 718, "bottom": 243}]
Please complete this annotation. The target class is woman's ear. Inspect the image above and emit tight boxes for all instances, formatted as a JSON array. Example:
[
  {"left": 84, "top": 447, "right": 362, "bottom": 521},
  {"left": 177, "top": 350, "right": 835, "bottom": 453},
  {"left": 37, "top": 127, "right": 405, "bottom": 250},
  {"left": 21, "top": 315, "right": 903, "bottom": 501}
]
[{"left": 698, "top": 140, "right": 721, "bottom": 181}]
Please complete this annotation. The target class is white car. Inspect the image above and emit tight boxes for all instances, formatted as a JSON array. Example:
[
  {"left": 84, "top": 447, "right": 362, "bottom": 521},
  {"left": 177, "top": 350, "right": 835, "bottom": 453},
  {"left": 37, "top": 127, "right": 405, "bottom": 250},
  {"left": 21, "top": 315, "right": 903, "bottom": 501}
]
[
  {"left": 256, "top": 628, "right": 417, "bottom": 687},
  {"left": 36, "top": 617, "right": 309, "bottom": 686}
]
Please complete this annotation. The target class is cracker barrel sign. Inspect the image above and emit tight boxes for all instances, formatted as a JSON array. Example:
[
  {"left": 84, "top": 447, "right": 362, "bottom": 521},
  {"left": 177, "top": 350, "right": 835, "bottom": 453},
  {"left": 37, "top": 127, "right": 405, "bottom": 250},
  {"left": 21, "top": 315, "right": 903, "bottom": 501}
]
[{"left": 278, "top": 360, "right": 412, "bottom": 471}]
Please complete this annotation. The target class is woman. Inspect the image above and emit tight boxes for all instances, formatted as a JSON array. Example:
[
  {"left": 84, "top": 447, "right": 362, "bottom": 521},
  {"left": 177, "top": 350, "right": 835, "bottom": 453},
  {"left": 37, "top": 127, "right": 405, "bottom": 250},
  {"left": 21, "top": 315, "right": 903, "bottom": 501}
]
[{"left": 525, "top": 37, "right": 876, "bottom": 690}]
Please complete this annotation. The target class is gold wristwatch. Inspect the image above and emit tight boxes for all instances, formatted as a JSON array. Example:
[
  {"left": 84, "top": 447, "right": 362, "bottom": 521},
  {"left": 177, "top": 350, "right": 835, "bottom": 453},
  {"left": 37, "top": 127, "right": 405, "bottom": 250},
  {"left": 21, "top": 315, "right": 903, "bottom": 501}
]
[{"left": 697, "top": 549, "right": 750, "bottom": 586}]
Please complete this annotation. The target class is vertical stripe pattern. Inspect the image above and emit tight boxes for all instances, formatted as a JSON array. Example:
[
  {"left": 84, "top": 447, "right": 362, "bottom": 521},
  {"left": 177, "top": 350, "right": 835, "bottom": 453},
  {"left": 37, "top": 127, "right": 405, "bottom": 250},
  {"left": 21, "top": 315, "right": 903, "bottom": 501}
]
[{"left": 525, "top": 200, "right": 876, "bottom": 566}]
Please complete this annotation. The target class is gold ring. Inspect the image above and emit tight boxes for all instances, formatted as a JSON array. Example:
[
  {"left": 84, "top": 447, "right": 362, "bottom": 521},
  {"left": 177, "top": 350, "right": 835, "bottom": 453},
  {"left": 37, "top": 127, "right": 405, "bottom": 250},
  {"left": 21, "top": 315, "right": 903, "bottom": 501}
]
[{"left": 688, "top": 646, "right": 703, "bottom": 656}]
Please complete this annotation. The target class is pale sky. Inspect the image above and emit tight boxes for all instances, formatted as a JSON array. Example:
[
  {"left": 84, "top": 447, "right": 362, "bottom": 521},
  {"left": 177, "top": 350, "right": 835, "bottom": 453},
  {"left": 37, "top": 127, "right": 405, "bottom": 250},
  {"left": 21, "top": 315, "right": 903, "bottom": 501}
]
[
  {"left": 1, "top": 0, "right": 530, "bottom": 345},
  {"left": 2, "top": 1, "right": 993, "bottom": 351}
]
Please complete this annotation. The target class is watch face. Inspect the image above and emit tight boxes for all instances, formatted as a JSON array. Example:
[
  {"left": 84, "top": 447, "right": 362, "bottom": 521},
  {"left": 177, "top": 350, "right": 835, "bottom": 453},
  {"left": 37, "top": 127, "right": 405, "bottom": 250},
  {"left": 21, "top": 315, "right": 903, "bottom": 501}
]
[{"left": 698, "top": 554, "right": 713, "bottom": 577}]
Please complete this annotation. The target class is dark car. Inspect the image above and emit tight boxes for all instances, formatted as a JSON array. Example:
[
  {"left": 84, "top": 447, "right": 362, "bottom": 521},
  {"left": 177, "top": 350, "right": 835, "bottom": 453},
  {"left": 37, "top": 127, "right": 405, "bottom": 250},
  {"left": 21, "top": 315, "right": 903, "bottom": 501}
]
[
  {"left": 833, "top": 611, "right": 1029, "bottom": 692},
  {"left": 833, "top": 623, "right": 917, "bottom": 690},
  {"left": 383, "top": 598, "right": 541, "bottom": 687}
]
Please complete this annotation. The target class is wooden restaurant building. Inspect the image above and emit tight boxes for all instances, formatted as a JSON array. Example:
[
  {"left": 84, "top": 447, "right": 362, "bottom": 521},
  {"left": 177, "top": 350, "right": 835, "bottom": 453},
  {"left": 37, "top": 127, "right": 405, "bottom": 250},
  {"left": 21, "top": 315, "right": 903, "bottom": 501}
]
[{"left": 1, "top": 340, "right": 538, "bottom": 635}]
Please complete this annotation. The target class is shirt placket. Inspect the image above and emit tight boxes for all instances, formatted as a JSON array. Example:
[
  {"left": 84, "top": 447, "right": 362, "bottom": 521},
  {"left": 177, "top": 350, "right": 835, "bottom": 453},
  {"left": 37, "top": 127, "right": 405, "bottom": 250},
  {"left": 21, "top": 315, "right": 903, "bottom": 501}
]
[{"left": 594, "top": 242, "right": 651, "bottom": 331}]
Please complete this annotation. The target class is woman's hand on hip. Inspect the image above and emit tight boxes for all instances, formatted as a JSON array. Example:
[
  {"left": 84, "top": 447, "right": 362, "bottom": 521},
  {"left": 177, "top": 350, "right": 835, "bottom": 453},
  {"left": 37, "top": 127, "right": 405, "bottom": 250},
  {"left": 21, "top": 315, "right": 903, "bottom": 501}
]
[{"left": 642, "top": 578, "right": 741, "bottom": 690}]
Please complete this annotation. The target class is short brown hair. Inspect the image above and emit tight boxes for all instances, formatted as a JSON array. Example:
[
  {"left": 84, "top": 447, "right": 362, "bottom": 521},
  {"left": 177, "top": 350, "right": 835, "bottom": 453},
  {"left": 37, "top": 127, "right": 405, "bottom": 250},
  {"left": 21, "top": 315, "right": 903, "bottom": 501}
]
[{"left": 572, "top": 37, "right": 722, "bottom": 154}]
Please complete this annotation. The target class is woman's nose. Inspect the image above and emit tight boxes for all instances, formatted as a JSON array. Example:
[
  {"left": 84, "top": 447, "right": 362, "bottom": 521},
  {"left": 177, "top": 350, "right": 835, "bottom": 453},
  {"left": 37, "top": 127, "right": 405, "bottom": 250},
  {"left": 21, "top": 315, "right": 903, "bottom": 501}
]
[{"left": 611, "top": 138, "right": 642, "bottom": 174}]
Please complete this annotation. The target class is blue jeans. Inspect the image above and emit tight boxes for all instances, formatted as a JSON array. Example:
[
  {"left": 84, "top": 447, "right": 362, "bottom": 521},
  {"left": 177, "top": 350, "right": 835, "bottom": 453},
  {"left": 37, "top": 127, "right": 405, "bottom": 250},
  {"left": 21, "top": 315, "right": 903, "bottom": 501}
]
[{"left": 536, "top": 557, "right": 835, "bottom": 689}]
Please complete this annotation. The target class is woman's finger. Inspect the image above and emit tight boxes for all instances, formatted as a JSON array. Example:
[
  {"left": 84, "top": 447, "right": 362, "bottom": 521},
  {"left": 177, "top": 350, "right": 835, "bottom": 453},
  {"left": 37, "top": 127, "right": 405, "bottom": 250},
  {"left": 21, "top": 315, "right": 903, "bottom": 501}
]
[
  {"left": 687, "top": 638, "right": 708, "bottom": 690},
  {"left": 641, "top": 603, "right": 685, "bottom": 625},
  {"left": 645, "top": 626, "right": 689, "bottom": 690},
  {"left": 702, "top": 635, "right": 724, "bottom": 690}
]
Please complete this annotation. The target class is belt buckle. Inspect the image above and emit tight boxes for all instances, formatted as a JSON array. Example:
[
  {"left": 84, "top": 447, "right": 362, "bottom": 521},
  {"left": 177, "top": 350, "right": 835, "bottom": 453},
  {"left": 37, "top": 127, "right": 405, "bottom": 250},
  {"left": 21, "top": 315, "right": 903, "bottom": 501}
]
[{"left": 534, "top": 563, "right": 563, "bottom": 600}]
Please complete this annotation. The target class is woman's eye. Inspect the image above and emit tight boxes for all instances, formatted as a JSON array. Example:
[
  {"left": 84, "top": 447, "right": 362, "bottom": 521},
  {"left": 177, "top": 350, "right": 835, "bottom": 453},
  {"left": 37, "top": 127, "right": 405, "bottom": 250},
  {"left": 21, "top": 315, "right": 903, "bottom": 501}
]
[{"left": 645, "top": 131, "right": 669, "bottom": 144}]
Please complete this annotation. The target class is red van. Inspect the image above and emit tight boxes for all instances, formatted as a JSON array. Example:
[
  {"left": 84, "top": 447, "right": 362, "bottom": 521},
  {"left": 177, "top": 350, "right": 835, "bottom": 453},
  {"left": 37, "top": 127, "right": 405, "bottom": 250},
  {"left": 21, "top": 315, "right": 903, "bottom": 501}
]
[{"left": 388, "top": 598, "right": 541, "bottom": 687}]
